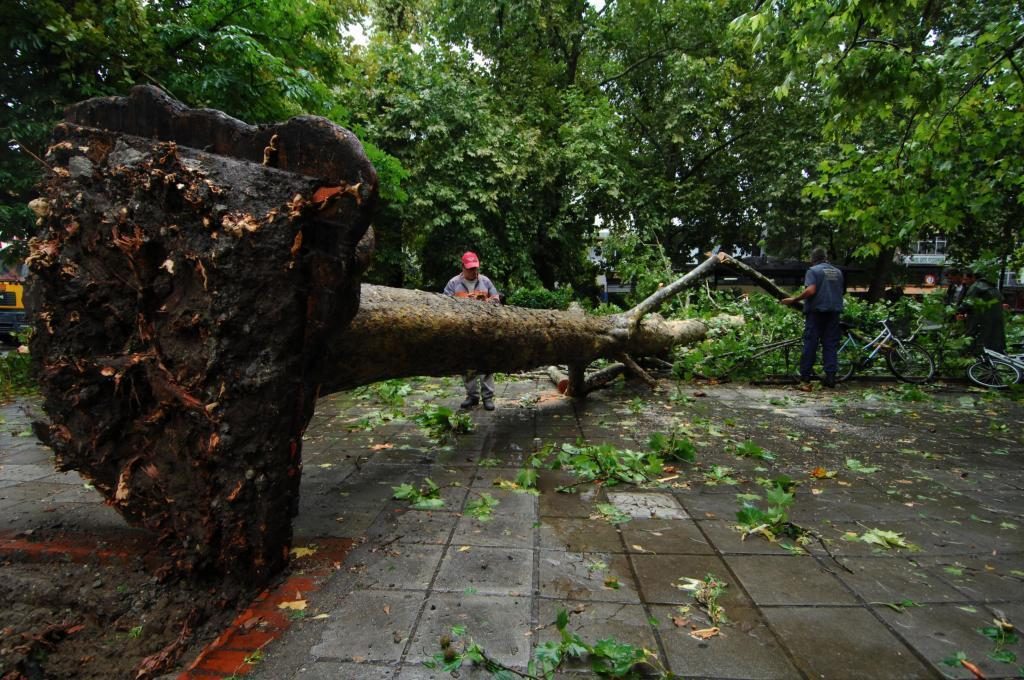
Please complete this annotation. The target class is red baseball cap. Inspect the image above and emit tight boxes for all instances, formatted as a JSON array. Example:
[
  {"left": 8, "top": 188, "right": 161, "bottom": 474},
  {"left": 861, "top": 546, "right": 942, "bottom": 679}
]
[{"left": 461, "top": 251, "right": 480, "bottom": 268}]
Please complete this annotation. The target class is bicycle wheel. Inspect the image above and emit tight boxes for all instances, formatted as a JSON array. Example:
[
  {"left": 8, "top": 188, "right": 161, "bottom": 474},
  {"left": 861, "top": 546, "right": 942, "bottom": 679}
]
[
  {"left": 835, "top": 336, "right": 857, "bottom": 382},
  {"left": 885, "top": 341, "right": 935, "bottom": 383},
  {"left": 967, "top": 357, "right": 1022, "bottom": 389}
]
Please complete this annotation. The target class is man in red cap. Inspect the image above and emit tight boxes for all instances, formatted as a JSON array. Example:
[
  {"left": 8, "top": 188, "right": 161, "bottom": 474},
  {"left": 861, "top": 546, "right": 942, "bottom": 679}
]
[{"left": 444, "top": 251, "right": 501, "bottom": 410}]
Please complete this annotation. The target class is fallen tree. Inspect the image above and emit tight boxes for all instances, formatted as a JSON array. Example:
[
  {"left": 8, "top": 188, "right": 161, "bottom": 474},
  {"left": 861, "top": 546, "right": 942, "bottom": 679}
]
[{"left": 27, "top": 87, "right": 758, "bottom": 587}]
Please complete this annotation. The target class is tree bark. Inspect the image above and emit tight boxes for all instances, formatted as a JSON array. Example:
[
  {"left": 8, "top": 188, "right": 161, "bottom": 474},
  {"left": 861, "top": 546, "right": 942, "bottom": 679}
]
[
  {"left": 321, "top": 285, "right": 706, "bottom": 393},
  {"left": 866, "top": 246, "right": 897, "bottom": 302},
  {"left": 26, "top": 87, "right": 707, "bottom": 587}
]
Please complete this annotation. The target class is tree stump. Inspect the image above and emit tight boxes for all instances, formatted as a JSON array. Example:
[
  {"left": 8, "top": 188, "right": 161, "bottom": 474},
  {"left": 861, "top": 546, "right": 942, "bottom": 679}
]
[{"left": 28, "top": 87, "right": 377, "bottom": 585}]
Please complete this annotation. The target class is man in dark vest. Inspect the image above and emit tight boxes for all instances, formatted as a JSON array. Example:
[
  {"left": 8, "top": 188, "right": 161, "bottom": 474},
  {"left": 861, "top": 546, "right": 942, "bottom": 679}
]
[
  {"left": 781, "top": 247, "right": 845, "bottom": 388},
  {"left": 958, "top": 269, "right": 1006, "bottom": 353}
]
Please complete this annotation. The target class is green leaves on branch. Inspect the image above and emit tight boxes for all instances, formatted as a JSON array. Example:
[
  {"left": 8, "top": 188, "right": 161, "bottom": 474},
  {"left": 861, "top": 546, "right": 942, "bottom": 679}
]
[{"left": 413, "top": 404, "right": 474, "bottom": 442}]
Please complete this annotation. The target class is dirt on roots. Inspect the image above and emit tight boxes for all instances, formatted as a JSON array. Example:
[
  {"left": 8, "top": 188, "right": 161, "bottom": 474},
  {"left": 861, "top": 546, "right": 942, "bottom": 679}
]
[{"left": 0, "top": 530, "right": 240, "bottom": 680}]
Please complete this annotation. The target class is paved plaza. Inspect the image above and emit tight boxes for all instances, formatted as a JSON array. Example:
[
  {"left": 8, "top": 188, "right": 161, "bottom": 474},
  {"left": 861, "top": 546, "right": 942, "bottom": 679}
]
[{"left": 1, "top": 374, "right": 1022, "bottom": 678}]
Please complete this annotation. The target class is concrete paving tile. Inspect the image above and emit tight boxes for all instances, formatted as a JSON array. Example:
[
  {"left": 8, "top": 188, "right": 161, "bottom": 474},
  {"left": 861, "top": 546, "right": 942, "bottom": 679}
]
[
  {"left": 343, "top": 543, "right": 445, "bottom": 591},
  {"left": 433, "top": 545, "right": 533, "bottom": 596},
  {"left": 539, "top": 551, "right": 640, "bottom": 603},
  {"left": 537, "top": 472, "right": 604, "bottom": 518},
  {"left": 336, "top": 475, "right": 416, "bottom": 510},
  {"left": 651, "top": 603, "right": 800, "bottom": 679},
  {"left": 310, "top": 590, "right": 424, "bottom": 662},
  {"left": 763, "top": 606, "right": 933, "bottom": 679},
  {"left": 726, "top": 554, "right": 857, "bottom": 605},
  {"left": 923, "top": 554, "right": 1024, "bottom": 603},
  {"left": 875, "top": 603, "right": 1011, "bottom": 679},
  {"left": 396, "top": 663, "right": 499, "bottom": 679},
  {"left": 539, "top": 517, "right": 624, "bottom": 553},
  {"left": 452, "top": 506, "right": 536, "bottom": 551},
  {"left": 631, "top": 554, "right": 740, "bottom": 606},
  {"left": 0, "top": 464, "right": 58, "bottom": 482},
  {"left": 405, "top": 592, "right": 532, "bottom": 666},
  {"left": 795, "top": 488, "right": 934, "bottom": 523},
  {"left": 46, "top": 485, "right": 105, "bottom": 503},
  {"left": 291, "top": 661, "right": 395, "bottom": 679},
  {"left": 0, "top": 495, "right": 28, "bottom": 512},
  {"left": 535, "top": 600, "right": 660, "bottom": 673},
  {"left": 818, "top": 520, "right": 964, "bottom": 557},
  {"left": 619, "top": 518, "right": 713, "bottom": 555},
  {"left": 696, "top": 520, "right": 793, "bottom": 555},
  {"left": 39, "top": 471, "right": 92, "bottom": 485},
  {"left": 294, "top": 506, "right": 379, "bottom": 539},
  {"left": 365, "top": 447, "right": 438, "bottom": 466},
  {"left": 366, "top": 509, "right": 459, "bottom": 546},
  {"left": 606, "top": 491, "right": 688, "bottom": 520},
  {"left": 465, "top": 489, "right": 537, "bottom": 518},
  {"left": 21, "top": 501, "right": 127, "bottom": 531},
  {"left": 480, "top": 444, "right": 530, "bottom": 467},
  {"left": 928, "top": 517, "right": 1024, "bottom": 554},
  {"left": 834, "top": 557, "right": 965, "bottom": 604},
  {"left": 452, "top": 516, "right": 534, "bottom": 551},
  {"left": 469, "top": 467, "right": 521, "bottom": 488},
  {"left": 0, "top": 448, "right": 55, "bottom": 465},
  {"left": 674, "top": 488, "right": 751, "bottom": 521}
]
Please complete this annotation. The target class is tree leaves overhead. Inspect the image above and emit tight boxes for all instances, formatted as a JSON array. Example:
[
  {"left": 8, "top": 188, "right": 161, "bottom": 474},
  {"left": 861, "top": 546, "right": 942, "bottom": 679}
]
[
  {"left": 735, "top": 0, "right": 1024, "bottom": 272},
  {"left": 1, "top": 0, "right": 367, "bottom": 259},
  {"left": 4, "top": 0, "right": 1020, "bottom": 287}
]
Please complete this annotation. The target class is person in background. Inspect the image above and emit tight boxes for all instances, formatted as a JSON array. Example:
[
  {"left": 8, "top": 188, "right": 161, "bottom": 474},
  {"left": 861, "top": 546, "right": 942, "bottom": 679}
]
[
  {"left": 944, "top": 269, "right": 966, "bottom": 307},
  {"left": 781, "top": 246, "right": 845, "bottom": 388},
  {"left": 958, "top": 269, "right": 1006, "bottom": 353},
  {"left": 444, "top": 251, "right": 501, "bottom": 410}
]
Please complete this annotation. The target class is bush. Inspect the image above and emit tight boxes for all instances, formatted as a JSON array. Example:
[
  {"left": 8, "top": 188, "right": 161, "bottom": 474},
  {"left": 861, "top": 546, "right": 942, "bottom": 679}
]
[
  {"left": 0, "top": 343, "right": 34, "bottom": 400},
  {"left": 506, "top": 285, "right": 574, "bottom": 310}
]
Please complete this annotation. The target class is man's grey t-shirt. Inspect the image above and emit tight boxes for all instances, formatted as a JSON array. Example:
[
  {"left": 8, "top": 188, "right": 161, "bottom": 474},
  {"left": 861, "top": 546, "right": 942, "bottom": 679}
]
[{"left": 804, "top": 263, "right": 844, "bottom": 313}]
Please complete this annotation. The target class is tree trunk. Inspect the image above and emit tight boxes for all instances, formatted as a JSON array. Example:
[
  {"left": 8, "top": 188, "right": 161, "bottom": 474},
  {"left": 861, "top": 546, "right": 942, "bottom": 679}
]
[
  {"left": 866, "top": 246, "right": 896, "bottom": 302},
  {"left": 322, "top": 286, "right": 705, "bottom": 392},
  {"left": 26, "top": 87, "right": 706, "bottom": 587}
]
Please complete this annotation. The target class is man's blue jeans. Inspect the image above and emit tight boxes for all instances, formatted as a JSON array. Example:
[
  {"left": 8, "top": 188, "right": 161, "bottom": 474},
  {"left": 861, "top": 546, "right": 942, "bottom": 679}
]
[{"left": 800, "top": 311, "right": 841, "bottom": 380}]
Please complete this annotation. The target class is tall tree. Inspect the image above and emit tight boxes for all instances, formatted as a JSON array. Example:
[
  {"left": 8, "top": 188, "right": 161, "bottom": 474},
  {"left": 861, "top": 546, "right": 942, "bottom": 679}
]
[
  {"left": 0, "top": 0, "right": 405, "bottom": 259},
  {"left": 735, "top": 0, "right": 1024, "bottom": 294}
]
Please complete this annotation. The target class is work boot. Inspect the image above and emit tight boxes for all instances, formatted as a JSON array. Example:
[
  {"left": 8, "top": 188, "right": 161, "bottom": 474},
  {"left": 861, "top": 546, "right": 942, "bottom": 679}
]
[
  {"left": 823, "top": 374, "right": 837, "bottom": 388},
  {"left": 482, "top": 398, "right": 495, "bottom": 411},
  {"left": 460, "top": 396, "right": 479, "bottom": 409}
]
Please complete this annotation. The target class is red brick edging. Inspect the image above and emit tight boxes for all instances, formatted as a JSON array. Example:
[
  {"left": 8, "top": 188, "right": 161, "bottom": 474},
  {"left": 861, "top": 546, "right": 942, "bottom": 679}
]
[{"left": 178, "top": 538, "right": 353, "bottom": 678}]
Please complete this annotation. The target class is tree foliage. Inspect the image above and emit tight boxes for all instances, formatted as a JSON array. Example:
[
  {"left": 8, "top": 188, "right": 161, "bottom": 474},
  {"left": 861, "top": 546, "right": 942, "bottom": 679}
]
[
  {"left": 3, "top": 0, "right": 1020, "bottom": 292},
  {"left": 0, "top": 0, "right": 388, "bottom": 260},
  {"left": 734, "top": 0, "right": 1024, "bottom": 274}
]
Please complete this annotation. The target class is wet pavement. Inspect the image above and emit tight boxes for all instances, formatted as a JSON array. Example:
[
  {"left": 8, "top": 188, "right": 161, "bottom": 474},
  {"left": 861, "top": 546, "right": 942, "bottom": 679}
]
[{"left": 2, "top": 373, "right": 1023, "bottom": 679}]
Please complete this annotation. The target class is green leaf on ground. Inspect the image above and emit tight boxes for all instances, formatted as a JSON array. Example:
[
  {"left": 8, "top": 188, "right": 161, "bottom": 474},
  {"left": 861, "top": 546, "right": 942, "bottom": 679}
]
[
  {"left": 854, "top": 528, "right": 919, "bottom": 551},
  {"left": 735, "top": 440, "right": 775, "bottom": 460},
  {"left": 593, "top": 503, "right": 631, "bottom": 524},
  {"left": 845, "top": 458, "right": 879, "bottom": 474},
  {"left": 465, "top": 493, "right": 499, "bottom": 521}
]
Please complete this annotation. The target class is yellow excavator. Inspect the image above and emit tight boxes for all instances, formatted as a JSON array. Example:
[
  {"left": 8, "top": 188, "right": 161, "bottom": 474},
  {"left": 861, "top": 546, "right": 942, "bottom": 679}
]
[{"left": 0, "top": 263, "right": 28, "bottom": 343}]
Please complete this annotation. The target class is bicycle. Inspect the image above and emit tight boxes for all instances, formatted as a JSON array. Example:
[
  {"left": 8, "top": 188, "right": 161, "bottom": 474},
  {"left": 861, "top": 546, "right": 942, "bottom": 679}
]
[
  {"left": 966, "top": 345, "right": 1024, "bottom": 388},
  {"left": 835, "top": 318, "right": 937, "bottom": 384}
]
